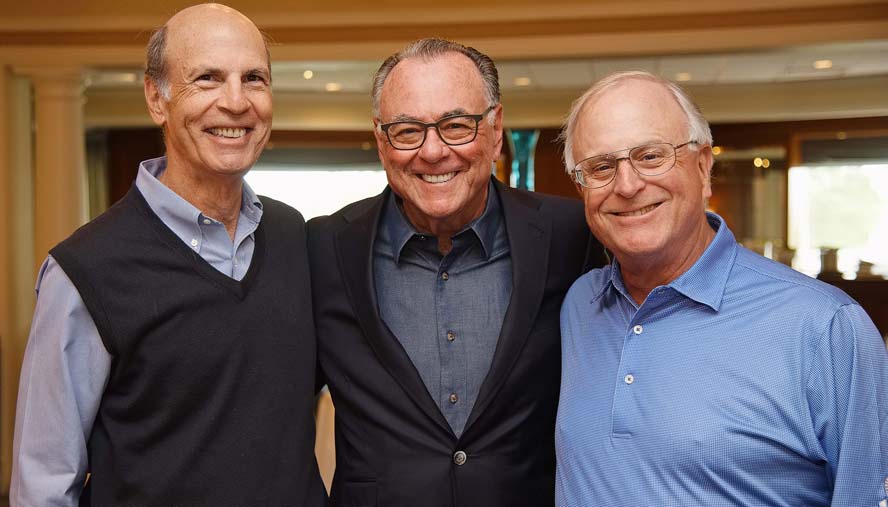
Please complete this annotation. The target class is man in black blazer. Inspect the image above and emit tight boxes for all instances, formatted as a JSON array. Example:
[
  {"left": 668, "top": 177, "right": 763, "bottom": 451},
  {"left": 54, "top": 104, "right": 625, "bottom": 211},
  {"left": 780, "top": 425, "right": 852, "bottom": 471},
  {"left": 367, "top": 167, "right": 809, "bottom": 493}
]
[{"left": 308, "top": 38, "right": 605, "bottom": 507}]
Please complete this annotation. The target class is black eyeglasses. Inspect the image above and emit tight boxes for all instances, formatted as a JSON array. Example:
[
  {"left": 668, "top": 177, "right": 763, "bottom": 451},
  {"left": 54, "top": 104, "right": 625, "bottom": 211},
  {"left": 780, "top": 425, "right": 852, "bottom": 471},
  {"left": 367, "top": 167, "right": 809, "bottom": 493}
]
[
  {"left": 379, "top": 106, "right": 496, "bottom": 150},
  {"left": 571, "top": 141, "right": 698, "bottom": 189}
]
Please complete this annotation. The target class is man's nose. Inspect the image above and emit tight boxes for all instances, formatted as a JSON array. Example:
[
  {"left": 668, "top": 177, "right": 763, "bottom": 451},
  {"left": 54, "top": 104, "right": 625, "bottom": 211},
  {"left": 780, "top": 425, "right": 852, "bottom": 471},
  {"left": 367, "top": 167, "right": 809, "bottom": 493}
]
[
  {"left": 217, "top": 79, "right": 250, "bottom": 114},
  {"left": 611, "top": 158, "right": 645, "bottom": 197},
  {"left": 417, "top": 126, "right": 448, "bottom": 162}
]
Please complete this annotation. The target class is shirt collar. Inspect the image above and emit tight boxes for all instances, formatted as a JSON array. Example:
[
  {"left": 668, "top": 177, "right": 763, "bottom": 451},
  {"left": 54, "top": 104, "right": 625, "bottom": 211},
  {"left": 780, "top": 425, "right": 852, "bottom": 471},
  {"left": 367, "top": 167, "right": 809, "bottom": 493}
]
[
  {"left": 382, "top": 179, "right": 503, "bottom": 262},
  {"left": 596, "top": 212, "right": 737, "bottom": 312},
  {"left": 667, "top": 212, "right": 736, "bottom": 311},
  {"left": 135, "top": 156, "right": 264, "bottom": 245}
]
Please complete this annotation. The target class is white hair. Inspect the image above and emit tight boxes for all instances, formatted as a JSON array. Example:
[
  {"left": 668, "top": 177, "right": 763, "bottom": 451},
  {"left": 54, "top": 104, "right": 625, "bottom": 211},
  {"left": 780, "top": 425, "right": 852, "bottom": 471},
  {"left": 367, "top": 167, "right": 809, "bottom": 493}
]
[{"left": 560, "top": 70, "right": 713, "bottom": 171}]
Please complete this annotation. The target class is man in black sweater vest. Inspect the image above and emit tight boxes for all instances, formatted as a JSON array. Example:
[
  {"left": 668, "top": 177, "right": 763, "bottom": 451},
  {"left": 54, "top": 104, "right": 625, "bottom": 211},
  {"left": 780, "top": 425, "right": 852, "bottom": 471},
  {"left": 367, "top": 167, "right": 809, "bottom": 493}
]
[{"left": 11, "top": 4, "right": 326, "bottom": 506}]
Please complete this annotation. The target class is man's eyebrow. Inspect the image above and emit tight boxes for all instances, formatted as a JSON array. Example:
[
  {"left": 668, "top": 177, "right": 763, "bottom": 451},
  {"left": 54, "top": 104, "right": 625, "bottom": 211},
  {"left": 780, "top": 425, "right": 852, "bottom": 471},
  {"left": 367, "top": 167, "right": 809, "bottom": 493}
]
[
  {"left": 388, "top": 108, "right": 471, "bottom": 123},
  {"left": 439, "top": 108, "right": 469, "bottom": 118},
  {"left": 187, "top": 67, "right": 270, "bottom": 78},
  {"left": 188, "top": 67, "right": 223, "bottom": 78}
]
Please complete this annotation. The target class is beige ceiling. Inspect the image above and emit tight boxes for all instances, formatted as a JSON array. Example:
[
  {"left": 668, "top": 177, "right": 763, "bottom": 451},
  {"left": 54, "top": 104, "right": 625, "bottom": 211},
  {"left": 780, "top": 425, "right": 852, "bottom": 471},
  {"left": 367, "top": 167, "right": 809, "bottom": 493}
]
[{"left": 4, "top": 0, "right": 887, "bottom": 128}]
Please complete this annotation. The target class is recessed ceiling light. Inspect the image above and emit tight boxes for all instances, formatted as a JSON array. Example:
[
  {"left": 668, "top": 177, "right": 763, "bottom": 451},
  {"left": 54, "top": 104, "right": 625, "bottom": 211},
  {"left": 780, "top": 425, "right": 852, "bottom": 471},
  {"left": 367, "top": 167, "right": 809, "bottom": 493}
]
[
  {"left": 762, "top": 158, "right": 771, "bottom": 168},
  {"left": 303, "top": 70, "right": 314, "bottom": 80},
  {"left": 711, "top": 146, "right": 722, "bottom": 156},
  {"left": 836, "top": 131, "right": 848, "bottom": 140},
  {"left": 675, "top": 72, "right": 692, "bottom": 82},
  {"left": 753, "top": 157, "right": 763, "bottom": 168},
  {"left": 325, "top": 82, "right": 342, "bottom": 92},
  {"left": 514, "top": 76, "right": 532, "bottom": 86},
  {"left": 813, "top": 59, "right": 833, "bottom": 70}
]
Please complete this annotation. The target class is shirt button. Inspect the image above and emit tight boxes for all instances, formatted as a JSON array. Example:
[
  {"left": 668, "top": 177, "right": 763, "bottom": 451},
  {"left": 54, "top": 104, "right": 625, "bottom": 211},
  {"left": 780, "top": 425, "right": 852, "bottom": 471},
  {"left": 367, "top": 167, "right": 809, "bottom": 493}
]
[
  {"left": 449, "top": 393, "right": 458, "bottom": 404},
  {"left": 446, "top": 331, "right": 455, "bottom": 342},
  {"left": 441, "top": 272, "right": 449, "bottom": 281},
  {"left": 190, "top": 238, "right": 199, "bottom": 247},
  {"left": 633, "top": 324, "right": 643, "bottom": 335},
  {"left": 202, "top": 218, "right": 212, "bottom": 225},
  {"left": 453, "top": 450, "right": 467, "bottom": 466},
  {"left": 624, "top": 374, "right": 634, "bottom": 385},
  {"left": 418, "top": 235, "right": 426, "bottom": 241}
]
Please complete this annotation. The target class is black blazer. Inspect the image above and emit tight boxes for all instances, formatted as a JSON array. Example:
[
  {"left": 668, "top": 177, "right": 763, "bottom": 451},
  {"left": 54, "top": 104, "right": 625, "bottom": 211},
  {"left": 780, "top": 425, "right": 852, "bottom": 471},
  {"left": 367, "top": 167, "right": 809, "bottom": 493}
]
[{"left": 307, "top": 179, "right": 605, "bottom": 507}]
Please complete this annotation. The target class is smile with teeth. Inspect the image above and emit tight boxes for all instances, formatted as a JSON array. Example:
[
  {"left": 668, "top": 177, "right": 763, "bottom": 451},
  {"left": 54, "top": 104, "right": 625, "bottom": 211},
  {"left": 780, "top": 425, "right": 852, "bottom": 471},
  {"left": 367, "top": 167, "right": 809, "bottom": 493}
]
[
  {"left": 208, "top": 127, "right": 247, "bottom": 138},
  {"left": 615, "top": 203, "right": 660, "bottom": 217},
  {"left": 420, "top": 172, "right": 457, "bottom": 184}
]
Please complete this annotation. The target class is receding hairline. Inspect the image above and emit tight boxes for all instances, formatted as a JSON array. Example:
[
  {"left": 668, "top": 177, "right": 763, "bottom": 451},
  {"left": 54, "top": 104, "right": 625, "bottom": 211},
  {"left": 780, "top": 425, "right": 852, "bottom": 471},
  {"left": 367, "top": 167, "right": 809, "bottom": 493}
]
[
  {"left": 145, "top": 4, "right": 272, "bottom": 93},
  {"left": 561, "top": 71, "right": 713, "bottom": 170}
]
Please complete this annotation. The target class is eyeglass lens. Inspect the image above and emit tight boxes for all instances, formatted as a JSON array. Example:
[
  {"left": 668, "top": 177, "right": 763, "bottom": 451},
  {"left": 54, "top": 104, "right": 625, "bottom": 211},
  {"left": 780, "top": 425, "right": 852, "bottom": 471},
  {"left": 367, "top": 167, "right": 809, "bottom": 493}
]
[
  {"left": 576, "top": 143, "right": 677, "bottom": 187},
  {"left": 387, "top": 116, "right": 479, "bottom": 149}
]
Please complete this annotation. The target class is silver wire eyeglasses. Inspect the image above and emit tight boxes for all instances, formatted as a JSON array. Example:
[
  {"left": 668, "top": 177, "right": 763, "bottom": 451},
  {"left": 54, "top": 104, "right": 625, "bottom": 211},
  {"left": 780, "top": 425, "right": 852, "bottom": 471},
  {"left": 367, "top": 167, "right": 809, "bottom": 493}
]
[
  {"left": 571, "top": 141, "right": 698, "bottom": 189},
  {"left": 379, "top": 106, "right": 496, "bottom": 150}
]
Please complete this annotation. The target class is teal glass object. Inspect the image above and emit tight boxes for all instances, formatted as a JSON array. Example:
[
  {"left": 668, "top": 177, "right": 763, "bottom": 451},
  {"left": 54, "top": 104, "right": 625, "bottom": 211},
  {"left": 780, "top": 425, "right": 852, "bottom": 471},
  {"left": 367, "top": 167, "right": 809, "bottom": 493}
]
[{"left": 507, "top": 129, "right": 539, "bottom": 191}]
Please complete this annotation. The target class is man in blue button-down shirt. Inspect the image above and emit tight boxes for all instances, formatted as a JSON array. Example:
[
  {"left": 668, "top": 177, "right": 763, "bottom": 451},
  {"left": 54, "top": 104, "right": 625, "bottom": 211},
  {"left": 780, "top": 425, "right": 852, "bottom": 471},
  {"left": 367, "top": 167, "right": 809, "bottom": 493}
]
[{"left": 556, "top": 70, "right": 888, "bottom": 507}]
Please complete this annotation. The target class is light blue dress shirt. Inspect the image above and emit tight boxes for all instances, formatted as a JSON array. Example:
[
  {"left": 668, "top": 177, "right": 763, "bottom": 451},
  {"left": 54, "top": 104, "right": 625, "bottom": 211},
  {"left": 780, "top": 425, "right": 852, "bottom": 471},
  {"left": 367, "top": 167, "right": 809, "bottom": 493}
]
[
  {"left": 556, "top": 212, "right": 888, "bottom": 507},
  {"left": 373, "top": 182, "right": 512, "bottom": 436},
  {"left": 11, "top": 156, "right": 263, "bottom": 507}
]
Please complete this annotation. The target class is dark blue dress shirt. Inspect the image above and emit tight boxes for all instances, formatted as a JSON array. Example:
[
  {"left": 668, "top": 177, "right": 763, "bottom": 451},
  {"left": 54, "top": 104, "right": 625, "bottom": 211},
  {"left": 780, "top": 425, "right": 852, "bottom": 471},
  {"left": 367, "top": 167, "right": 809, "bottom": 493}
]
[{"left": 374, "top": 182, "right": 512, "bottom": 436}]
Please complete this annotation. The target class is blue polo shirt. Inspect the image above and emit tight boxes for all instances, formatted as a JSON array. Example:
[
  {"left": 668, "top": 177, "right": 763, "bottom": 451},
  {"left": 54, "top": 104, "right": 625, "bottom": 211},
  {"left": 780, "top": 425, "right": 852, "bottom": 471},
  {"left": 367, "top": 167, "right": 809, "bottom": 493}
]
[{"left": 556, "top": 212, "right": 888, "bottom": 506}]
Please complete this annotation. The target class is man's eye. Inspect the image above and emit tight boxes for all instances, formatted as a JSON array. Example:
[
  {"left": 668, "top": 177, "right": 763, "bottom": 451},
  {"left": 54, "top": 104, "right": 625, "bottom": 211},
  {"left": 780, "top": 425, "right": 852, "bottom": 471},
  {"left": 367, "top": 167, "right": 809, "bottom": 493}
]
[
  {"left": 590, "top": 163, "right": 614, "bottom": 173},
  {"left": 393, "top": 127, "right": 420, "bottom": 136},
  {"left": 246, "top": 74, "right": 266, "bottom": 83},
  {"left": 640, "top": 152, "right": 664, "bottom": 161},
  {"left": 441, "top": 122, "right": 471, "bottom": 131}
]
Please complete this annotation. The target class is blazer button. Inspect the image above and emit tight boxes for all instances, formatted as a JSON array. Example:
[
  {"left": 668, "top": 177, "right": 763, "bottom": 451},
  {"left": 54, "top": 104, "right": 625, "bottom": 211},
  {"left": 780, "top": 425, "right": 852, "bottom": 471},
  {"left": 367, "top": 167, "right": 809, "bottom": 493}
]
[{"left": 453, "top": 450, "right": 467, "bottom": 466}]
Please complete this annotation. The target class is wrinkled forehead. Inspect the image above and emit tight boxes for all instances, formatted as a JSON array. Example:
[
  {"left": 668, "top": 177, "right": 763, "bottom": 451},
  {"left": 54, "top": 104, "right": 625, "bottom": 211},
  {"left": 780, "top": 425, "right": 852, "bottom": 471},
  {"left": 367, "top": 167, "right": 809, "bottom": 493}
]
[
  {"left": 379, "top": 54, "right": 488, "bottom": 119},
  {"left": 164, "top": 7, "right": 269, "bottom": 72},
  {"left": 574, "top": 80, "right": 688, "bottom": 150}
]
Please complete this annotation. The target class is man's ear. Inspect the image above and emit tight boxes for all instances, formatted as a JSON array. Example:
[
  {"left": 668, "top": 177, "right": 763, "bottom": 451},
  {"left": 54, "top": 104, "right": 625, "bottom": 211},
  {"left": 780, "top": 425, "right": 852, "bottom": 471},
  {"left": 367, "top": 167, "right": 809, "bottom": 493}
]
[
  {"left": 491, "top": 104, "right": 504, "bottom": 159},
  {"left": 697, "top": 144, "right": 714, "bottom": 201},
  {"left": 144, "top": 76, "right": 168, "bottom": 127},
  {"left": 573, "top": 180, "right": 585, "bottom": 198},
  {"left": 372, "top": 119, "right": 388, "bottom": 159}
]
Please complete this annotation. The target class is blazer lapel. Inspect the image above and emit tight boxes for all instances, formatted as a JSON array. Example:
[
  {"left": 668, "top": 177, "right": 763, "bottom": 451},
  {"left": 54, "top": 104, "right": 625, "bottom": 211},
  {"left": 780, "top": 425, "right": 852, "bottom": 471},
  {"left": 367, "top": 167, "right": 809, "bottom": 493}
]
[
  {"left": 334, "top": 188, "right": 453, "bottom": 435},
  {"left": 464, "top": 180, "right": 551, "bottom": 433}
]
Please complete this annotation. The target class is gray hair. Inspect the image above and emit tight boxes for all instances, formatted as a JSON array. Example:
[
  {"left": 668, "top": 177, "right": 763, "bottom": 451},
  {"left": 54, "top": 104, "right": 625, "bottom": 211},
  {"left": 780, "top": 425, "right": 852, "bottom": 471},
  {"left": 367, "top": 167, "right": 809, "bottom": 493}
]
[
  {"left": 144, "top": 22, "right": 272, "bottom": 101},
  {"left": 145, "top": 25, "right": 171, "bottom": 99},
  {"left": 560, "top": 70, "right": 713, "bottom": 171},
  {"left": 371, "top": 38, "right": 500, "bottom": 121}
]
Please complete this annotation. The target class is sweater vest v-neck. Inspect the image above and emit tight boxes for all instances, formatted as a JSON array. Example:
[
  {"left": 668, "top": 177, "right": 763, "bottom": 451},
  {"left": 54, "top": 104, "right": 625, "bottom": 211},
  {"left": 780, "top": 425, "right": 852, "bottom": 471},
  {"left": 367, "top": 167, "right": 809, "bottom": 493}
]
[{"left": 50, "top": 187, "right": 325, "bottom": 507}]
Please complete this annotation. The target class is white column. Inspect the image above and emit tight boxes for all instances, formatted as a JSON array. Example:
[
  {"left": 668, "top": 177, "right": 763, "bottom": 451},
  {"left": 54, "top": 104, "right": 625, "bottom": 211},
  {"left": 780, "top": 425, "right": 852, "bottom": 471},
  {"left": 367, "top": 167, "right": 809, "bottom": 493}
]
[
  {"left": 0, "top": 67, "right": 36, "bottom": 495},
  {"left": 22, "top": 67, "right": 89, "bottom": 270}
]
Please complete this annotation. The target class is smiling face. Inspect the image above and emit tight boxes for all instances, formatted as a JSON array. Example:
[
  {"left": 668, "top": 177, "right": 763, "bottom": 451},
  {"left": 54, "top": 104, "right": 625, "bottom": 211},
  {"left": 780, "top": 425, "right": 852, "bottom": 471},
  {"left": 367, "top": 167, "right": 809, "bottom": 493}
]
[
  {"left": 374, "top": 53, "right": 503, "bottom": 236},
  {"left": 144, "top": 5, "right": 272, "bottom": 182},
  {"left": 571, "top": 78, "right": 714, "bottom": 274}
]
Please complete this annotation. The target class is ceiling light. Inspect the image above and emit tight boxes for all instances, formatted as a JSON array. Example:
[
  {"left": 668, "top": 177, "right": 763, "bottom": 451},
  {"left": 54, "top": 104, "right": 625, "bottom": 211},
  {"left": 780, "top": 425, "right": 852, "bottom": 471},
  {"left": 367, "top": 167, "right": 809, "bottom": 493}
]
[
  {"left": 836, "top": 131, "right": 848, "bottom": 140},
  {"left": 303, "top": 70, "right": 314, "bottom": 80},
  {"left": 813, "top": 59, "right": 833, "bottom": 70},
  {"left": 325, "top": 82, "right": 342, "bottom": 92},
  {"left": 711, "top": 146, "right": 722, "bottom": 156},
  {"left": 674, "top": 72, "right": 692, "bottom": 82},
  {"left": 514, "top": 77, "right": 531, "bottom": 86},
  {"left": 762, "top": 158, "right": 770, "bottom": 168},
  {"left": 753, "top": 157, "right": 763, "bottom": 168}
]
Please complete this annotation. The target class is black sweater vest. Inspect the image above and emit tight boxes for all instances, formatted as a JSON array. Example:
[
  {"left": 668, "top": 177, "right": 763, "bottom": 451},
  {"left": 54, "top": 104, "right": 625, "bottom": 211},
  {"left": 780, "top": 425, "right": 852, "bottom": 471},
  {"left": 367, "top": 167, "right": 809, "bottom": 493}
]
[{"left": 51, "top": 187, "right": 326, "bottom": 507}]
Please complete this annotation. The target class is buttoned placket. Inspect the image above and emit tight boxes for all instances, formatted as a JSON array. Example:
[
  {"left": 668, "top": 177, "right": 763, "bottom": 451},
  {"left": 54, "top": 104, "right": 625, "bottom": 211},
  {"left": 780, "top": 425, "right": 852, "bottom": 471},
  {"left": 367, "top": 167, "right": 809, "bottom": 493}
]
[
  {"left": 436, "top": 237, "right": 462, "bottom": 432},
  {"left": 610, "top": 286, "right": 672, "bottom": 438}
]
